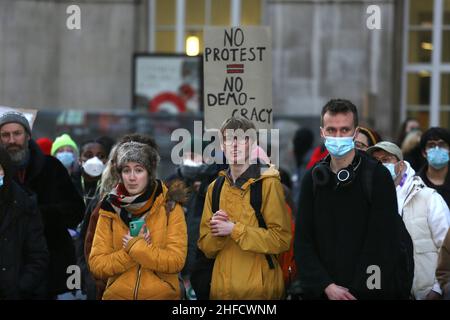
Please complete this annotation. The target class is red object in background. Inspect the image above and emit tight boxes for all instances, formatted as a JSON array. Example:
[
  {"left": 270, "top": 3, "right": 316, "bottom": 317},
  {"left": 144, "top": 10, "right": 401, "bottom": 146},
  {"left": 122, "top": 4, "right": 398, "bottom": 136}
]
[
  {"left": 306, "top": 145, "right": 328, "bottom": 169},
  {"left": 149, "top": 92, "right": 186, "bottom": 113},
  {"left": 179, "top": 84, "right": 195, "bottom": 100},
  {"left": 36, "top": 137, "right": 53, "bottom": 156}
]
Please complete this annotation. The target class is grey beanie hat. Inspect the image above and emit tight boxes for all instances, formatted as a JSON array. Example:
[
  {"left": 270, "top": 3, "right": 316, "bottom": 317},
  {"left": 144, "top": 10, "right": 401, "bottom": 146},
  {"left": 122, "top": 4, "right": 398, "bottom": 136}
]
[
  {"left": 116, "top": 141, "right": 160, "bottom": 178},
  {"left": 0, "top": 111, "right": 31, "bottom": 136}
]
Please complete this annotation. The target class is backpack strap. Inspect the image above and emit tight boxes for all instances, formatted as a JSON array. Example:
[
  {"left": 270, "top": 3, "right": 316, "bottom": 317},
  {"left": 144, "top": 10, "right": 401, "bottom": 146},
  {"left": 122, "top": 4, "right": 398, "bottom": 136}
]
[
  {"left": 312, "top": 155, "right": 331, "bottom": 198},
  {"left": 211, "top": 176, "right": 225, "bottom": 214},
  {"left": 211, "top": 175, "right": 274, "bottom": 269},
  {"left": 361, "top": 157, "right": 377, "bottom": 205},
  {"left": 250, "top": 179, "right": 275, "bottom": 270}
]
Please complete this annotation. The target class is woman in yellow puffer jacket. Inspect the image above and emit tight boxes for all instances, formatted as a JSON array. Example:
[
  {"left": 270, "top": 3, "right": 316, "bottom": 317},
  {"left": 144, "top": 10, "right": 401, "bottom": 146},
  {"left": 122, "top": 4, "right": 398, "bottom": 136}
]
[{"left": 89, "top": 141, "right": 187, "bottom": 300}]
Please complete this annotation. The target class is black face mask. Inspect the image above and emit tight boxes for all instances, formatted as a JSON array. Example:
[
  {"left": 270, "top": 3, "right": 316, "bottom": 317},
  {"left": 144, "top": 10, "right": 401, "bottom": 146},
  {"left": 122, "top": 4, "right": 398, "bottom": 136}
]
[{"left": 179, "top": 163, "right": 208, "bottom": 182}]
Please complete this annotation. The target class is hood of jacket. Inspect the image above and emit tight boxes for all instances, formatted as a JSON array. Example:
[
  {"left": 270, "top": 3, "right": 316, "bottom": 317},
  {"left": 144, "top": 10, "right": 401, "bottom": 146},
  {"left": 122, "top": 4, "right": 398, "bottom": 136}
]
[
  {"left": 396, "top": 161, "right": 425, "bottom": 212},
  {"left": 219, "top": 164, "right": 280, "bottom": 191}
]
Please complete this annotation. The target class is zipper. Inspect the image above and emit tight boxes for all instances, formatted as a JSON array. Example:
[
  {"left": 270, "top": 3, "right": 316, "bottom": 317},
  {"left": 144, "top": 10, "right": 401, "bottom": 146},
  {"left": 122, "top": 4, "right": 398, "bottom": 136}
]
[{"left": 133, "top": 266, "right": 142, "bottom": 300}]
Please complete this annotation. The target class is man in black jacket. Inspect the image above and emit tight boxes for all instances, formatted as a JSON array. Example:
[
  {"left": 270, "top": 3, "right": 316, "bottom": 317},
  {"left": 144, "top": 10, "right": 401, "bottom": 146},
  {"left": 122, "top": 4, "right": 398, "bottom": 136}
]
[
  {"left": 0, "top": 146, "right": 48, "bottom": 299},
  {"left": 294, "top": 99, "right": 413, "bottom": 300},
  {"left": 0, "top": 111, "right": 85, "bottom": 299}
]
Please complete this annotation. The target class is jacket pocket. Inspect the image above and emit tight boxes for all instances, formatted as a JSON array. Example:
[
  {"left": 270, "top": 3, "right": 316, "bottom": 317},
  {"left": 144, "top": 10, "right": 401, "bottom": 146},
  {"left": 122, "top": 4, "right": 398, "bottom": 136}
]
[
  {"left": 153, "top": 272, "right": 177, "bottom": 292},
  {"left": 414, "top": 239, "right": 437, "bottom": 254}
]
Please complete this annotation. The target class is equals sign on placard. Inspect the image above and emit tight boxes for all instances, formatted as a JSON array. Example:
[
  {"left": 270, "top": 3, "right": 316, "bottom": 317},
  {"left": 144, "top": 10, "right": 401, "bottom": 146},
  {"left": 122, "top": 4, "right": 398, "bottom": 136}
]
[{"left": 226, "top": 64, "right": 244, "bottom": 74}]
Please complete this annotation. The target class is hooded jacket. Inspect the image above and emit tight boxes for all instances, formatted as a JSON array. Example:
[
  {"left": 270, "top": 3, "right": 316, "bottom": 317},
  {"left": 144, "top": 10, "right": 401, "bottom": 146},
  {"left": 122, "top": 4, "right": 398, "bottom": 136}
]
[
  {"left": 198, "top": 165, "right": 292, "bottom": 300},
  {"left": 89, "top": 180, "right": 187, "bottom": 300},
  {"left": 396, "top": 161, "right": 450, "bottom": 299}
]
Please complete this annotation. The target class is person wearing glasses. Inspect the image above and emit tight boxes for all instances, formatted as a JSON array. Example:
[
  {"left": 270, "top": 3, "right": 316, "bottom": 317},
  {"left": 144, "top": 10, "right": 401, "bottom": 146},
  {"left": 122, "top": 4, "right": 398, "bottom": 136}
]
[
  {"left": 198, "top": 116, "right": 291, "bottom": 300},
  {"left": 417, "top": 128, "right": 450, "bottom": 208},
  {"left": 367, "top": 141, "right": 450, "bottom": 300}
]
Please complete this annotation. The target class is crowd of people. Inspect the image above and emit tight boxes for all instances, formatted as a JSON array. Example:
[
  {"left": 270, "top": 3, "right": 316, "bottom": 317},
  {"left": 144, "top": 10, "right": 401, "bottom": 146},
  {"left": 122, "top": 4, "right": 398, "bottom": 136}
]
[{"left": 0, "top": 100, "right": 450, "bottom": 300}]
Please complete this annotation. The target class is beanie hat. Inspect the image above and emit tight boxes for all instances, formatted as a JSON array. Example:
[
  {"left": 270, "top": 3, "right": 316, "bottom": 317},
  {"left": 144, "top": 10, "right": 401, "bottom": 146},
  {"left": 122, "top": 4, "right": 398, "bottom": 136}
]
[
  {"left": 0, "top": 111, "right": 32, "bottom": 136},
  {"left": 51, "top": 133, "right": 79, "bottom": 156},
  {"left": 116, "top": 141, "right": 160, "bottom": 178},
  {"left": 36, "top": 137, "right": 53, "bottom": 156}
]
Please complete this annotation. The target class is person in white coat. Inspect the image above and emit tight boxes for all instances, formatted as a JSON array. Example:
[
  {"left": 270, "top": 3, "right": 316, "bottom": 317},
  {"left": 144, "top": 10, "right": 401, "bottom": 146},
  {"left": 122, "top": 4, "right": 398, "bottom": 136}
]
[{"left": 368, "top": 141, "right": 450, "bottom": 300}]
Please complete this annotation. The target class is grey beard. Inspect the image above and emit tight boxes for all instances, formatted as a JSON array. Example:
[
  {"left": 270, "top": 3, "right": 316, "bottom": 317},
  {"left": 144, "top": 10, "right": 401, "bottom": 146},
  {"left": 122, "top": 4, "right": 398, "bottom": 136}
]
[{"left": 8, "top": 141, "right": 29, "bottom": 165}]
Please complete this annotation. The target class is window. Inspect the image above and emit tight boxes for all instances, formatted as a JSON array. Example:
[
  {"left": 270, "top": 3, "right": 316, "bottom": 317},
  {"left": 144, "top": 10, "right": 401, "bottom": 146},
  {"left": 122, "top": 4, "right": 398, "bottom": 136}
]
[
  {"left": 152, "top": 0, "right": 263, "bottom": 54},
  {"left": 402, "top": 0, "right": 450, "bottom": 129}
]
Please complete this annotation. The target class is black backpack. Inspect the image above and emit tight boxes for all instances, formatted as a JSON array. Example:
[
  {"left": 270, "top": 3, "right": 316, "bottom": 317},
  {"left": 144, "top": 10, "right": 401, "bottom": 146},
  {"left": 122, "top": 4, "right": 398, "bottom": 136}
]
[{"left": 190, "top": 175, "right": 274, "bottom": 299}]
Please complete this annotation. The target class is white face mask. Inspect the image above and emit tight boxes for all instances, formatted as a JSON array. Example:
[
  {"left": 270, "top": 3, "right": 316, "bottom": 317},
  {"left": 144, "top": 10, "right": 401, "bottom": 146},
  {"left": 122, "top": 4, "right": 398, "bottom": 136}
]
[
  {"left": 182, "top": 158, "right": 203, "bottom": 167},
  {"left": 82, "top": 157, "right": 105, "bottom": 177}
]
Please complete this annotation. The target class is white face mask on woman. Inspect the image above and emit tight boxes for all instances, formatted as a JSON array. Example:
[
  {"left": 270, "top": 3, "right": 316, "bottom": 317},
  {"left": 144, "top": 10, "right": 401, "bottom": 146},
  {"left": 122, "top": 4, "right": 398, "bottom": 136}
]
[{"left": 82, "top": 157, "right": 105, "bottom": 177}]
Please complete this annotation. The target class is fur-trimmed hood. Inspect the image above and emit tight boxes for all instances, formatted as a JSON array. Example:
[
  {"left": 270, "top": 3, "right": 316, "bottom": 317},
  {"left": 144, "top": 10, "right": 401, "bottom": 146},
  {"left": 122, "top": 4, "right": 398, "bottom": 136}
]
[{"left": 164, "top": 178, "right": 190, "bottom": 213}]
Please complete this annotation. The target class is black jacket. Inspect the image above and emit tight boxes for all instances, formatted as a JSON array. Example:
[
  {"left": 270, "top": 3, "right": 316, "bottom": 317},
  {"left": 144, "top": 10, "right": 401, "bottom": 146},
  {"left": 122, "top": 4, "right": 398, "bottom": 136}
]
[
  {"left": 295, "top": 151, "right": 408, "bottom": 299},
  {"left": 13, "top": 140, "right": 85, "bottom": 297},
  {"left": 0, "top": 182, "right": 49, "bottom": 299},
  {"left": 418, "top": 164, "right": 450, "bottom": 209}
]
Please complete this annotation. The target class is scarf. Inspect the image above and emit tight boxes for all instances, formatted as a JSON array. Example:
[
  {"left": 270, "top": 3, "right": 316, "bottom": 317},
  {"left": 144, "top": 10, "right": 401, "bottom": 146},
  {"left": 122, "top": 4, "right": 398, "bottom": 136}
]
[{"left": 106, "top": 181, "right": 158, "bottom": 225}]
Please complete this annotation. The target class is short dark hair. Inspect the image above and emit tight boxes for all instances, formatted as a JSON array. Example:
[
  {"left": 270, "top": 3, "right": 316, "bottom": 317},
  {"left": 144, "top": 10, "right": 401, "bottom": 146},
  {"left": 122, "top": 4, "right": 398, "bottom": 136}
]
[
  {"left": 321, "top": 99, "right": 359, "bottom": 128},
  {"left": 420, "top": 127, "right": 450, "bottom": 151}
]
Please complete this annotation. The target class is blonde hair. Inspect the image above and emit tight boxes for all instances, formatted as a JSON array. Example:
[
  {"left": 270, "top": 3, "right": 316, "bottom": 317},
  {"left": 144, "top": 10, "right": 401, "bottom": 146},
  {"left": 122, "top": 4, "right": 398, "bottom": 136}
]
[
  {"left": 98, "top": 144, "right": 120, "bottom": 198},
  {"left": 401, "top": 130, "right": 422, "bottom": 154}
]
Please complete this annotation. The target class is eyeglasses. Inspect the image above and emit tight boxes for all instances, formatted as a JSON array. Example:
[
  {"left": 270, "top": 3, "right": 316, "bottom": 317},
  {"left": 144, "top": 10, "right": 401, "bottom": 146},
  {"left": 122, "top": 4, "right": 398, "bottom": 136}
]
[
  {"left": 223, "top": 135, "right": 250, "bottom": 146},
  {"left": 425, "top": 140, "right": 449, "bottom": 151}
]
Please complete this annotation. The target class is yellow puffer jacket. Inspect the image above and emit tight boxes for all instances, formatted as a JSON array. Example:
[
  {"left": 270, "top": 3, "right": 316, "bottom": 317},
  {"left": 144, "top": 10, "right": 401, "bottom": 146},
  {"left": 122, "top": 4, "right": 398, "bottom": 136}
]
[
  {"left": 89, "top": 182, "right": 187, "bottom": 300},
  {"left": 198, "top": 165, "right": 292, "bottom": 300}
]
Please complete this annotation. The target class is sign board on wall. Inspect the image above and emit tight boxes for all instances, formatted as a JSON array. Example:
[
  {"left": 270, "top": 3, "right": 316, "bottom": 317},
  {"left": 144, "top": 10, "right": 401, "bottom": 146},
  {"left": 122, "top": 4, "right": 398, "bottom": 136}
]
[{"left": 133, "top": 54, "right": 202, "bottom": 114}]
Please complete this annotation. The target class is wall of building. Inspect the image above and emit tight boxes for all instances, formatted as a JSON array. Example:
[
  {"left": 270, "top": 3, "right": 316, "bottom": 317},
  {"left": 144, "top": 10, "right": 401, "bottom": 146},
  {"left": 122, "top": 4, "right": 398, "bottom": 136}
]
[
  {"left": 0, "top": 0, "right": 147, "bottom": 111},
  {"left": 266, "top": 0, "right": 397, "bottom": 139}
]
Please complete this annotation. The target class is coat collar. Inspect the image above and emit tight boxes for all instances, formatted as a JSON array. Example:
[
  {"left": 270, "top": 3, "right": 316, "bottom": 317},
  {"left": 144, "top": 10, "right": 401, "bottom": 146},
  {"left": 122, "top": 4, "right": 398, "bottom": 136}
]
[{"left": 220, "top": 163, "right": 279, "bottom": 190}]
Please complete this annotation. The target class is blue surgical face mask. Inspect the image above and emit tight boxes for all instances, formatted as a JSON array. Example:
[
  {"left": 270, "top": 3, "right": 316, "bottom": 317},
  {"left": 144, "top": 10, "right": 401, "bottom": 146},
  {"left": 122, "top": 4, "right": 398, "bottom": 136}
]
[
  {"left": 56, "top": 151, "right": 75, "bottom": 169},
  {"left": 383, "top": 163, "right": 397, "bottom": 179},
  {"left": 427, "top": 147, "right": 450, "bottom": 170},
  {"left": 0, "top": 175, "right": 3, "bottom": 187},
  {"left": 324, "top": 134, "right": 355, "bottom": 158}
]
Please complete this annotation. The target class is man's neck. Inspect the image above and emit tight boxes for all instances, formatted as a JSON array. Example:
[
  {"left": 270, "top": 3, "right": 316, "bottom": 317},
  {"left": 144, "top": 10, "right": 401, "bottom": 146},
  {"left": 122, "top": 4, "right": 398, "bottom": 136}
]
[
  {"left": 427, "top": 164, "right": 448, "bottom": 186},
  {"left": 330, "top": 149, "right": 356, "bottom": 173},
  {"left": 229, "top": 162, "right": 251, "bottom": 183}
]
